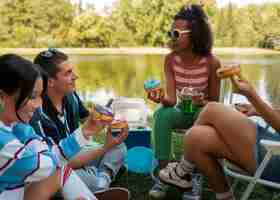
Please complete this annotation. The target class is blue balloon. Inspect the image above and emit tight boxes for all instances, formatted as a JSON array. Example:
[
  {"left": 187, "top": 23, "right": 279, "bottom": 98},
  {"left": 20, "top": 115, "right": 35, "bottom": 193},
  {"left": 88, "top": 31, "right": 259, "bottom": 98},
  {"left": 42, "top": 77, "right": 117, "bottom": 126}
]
[{"left": 125, "top": 146, "right": 158, "bottom": 174}]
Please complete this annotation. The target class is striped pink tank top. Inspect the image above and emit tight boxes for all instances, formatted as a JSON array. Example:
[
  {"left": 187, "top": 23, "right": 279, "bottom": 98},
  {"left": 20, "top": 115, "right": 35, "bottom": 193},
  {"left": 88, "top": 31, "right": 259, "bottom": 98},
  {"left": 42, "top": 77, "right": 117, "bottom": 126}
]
[{"left": 171, "top": 55, "right": 210, "bottom": 96}]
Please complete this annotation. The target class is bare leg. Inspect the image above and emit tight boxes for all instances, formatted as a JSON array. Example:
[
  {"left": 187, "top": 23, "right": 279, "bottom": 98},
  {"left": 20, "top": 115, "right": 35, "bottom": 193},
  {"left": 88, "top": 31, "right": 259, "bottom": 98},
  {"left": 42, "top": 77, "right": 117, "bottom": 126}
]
[
  {"left": 184, "top": 125, "right": 236, "bottom": 193},
  {"left": 24, "top": 169, "right": 61, "bottom": 200},
  {"left": 194, "top": 102, "right": 257, "bottom": 173}
]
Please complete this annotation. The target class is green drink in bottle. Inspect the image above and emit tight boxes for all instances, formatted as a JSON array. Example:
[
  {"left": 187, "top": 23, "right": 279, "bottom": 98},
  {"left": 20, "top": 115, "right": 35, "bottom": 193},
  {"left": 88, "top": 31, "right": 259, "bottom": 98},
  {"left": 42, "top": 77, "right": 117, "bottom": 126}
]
[
  {"left": 178, "top": 87, "right": 201, "bottom": 114},
  {"left": 183, "top": 96, "right": 193, "bottom": 113}
]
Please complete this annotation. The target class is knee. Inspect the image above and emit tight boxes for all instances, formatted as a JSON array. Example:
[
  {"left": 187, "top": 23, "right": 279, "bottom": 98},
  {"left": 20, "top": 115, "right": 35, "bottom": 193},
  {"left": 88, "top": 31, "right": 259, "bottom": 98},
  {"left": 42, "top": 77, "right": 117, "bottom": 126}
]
[
  {"left": 112, "top": 143, "right": 127, "bottom": 159},
  {"left": 153, "top": 106, "right": 164, "bottom": 118},
  {"left": 153, "top": 106, "right": 174, "bottom": 122},
  {"left": 203, "top": 102, "right": 221, "bottom": 114},
  {"left": 184, "top": 127, "right": 205, "bottom": 153},
  {"left": 199, "top": 102, "right": 224, "bottom": 119}
]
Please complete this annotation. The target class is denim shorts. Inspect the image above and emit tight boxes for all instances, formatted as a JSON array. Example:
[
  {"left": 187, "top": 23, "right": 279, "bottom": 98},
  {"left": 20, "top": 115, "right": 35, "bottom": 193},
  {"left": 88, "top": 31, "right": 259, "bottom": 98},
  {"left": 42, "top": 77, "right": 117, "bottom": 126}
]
[{"left": 255, "top": 124, "right": 280, "bottom": 183}]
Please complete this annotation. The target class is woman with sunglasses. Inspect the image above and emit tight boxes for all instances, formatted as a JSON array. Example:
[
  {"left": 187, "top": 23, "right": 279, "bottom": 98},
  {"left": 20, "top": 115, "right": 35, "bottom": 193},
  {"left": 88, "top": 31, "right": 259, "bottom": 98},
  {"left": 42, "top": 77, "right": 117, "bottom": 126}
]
[
  {"left": 159, "top": 76, "right": 280, "bottom": 200},
  {"left": 0, "top": 54, "right": 106, "bottom": 200},
  {"left": 148, "top": 4, "right": 221, "bottom": 200}
]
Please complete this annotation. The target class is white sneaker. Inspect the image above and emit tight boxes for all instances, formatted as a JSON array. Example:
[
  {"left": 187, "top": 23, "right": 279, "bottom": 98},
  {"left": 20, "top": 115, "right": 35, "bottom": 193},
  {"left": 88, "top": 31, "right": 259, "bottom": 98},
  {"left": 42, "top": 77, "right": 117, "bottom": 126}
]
[
  {"left": 159, "top": 162, "right": 192, "bottom": 189},
  {"left": 96, "top": 172, "right": 111, "bottom": 190}
]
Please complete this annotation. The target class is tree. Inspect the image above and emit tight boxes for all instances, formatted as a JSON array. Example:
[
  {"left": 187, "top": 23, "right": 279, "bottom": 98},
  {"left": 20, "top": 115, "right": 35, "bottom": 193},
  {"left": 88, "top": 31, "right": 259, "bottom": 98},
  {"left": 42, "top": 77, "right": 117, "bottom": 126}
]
[
  {"left": 66, "top": 10, "right": 113, "bottom": 47},
  {"left": 0, "top": 0, "right": 75, "bottom": 47}
]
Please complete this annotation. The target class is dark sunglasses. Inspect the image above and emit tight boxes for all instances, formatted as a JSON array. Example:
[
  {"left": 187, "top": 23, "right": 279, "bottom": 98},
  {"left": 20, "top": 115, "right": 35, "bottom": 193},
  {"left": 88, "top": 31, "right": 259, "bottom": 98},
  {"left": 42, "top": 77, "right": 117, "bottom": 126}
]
[
  {"left": 39, "top": 48, "right": 59, "bottom": 58},
  {"left": 167, "top": 29, "right": 191, "bottom": 40}
]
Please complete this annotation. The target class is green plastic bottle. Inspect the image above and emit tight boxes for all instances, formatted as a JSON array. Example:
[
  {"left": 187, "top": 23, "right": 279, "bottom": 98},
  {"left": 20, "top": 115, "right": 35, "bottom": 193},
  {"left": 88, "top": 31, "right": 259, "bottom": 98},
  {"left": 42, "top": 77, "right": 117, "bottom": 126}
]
[{"left": 178, "top": 87, "right": 196, "bottom": 114}]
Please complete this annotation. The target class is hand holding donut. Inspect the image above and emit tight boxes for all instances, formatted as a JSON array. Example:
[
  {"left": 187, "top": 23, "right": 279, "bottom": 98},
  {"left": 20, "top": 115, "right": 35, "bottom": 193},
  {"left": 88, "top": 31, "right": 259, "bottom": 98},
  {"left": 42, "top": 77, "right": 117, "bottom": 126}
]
[
  {"left": 144, "top": 79, "right": 164, "bottom": 103},
  {"left": 230, "top": 76, "right": 257, "bottom": 99},
  {"left": 104, "top": 120, "right": 129, "bottom": 150},
  {"left": 82, "top": 104, "right": 114, "bottom": 138},
  {"left": 216, "top": 64, "right": 242, "bottom": 79},
  {"left": 91, "top": 104, "right": 114, "bottom": 123},
  {"left": 111, "top": 119, "right": 129, "bottom": 129}
]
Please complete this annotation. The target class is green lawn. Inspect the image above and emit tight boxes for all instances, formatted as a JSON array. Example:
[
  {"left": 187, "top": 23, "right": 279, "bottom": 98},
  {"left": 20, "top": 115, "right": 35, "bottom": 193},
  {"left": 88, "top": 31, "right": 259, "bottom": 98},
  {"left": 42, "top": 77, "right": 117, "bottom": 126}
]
[
  {"left": 109, "top": 134, "right": 280, "bottom": 200},
  {"left": 112, "top": 173, "right": 280, "bottom": 200}
]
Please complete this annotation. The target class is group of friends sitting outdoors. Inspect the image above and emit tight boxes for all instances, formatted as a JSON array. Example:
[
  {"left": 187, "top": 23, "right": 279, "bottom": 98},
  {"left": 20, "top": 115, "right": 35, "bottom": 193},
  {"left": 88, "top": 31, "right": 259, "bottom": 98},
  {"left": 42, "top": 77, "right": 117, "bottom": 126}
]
[{"left": 0, "top": 3, "right": 279, "bottom": 200}]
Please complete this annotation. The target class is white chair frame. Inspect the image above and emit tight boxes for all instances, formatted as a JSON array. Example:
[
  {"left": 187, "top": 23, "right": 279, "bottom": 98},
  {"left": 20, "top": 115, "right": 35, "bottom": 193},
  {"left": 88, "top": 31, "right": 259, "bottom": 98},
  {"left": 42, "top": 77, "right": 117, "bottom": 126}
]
[
  {"left": 224, "top": 139, "right": 280, "bottom": 200},
  {"left": 223, "top": 81, "right": 280, "bottom": 200}
]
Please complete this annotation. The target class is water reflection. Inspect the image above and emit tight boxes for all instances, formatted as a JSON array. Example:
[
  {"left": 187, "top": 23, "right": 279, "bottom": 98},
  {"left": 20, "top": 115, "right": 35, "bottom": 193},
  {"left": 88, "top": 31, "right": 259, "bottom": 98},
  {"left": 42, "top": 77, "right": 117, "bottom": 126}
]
[
  {"left": 71, "top": 54, "right": 280, "bottom": 108},
  {"left": 26, "top": 53, "right": 280, "bottom": 108}
]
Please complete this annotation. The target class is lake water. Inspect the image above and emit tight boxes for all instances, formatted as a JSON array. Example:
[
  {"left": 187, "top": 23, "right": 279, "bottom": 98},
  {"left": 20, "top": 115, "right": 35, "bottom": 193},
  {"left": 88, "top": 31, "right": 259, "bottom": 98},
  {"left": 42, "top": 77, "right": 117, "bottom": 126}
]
[{"left": 68, "top": 53, "right": 280, "bottom": 109}]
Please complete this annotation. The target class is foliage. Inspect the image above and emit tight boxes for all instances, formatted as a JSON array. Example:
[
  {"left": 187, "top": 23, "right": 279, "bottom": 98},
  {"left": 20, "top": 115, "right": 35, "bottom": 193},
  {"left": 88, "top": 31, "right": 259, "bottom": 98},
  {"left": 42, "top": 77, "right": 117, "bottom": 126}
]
[
  {"left": 0, "top": 0, "right": 75, "bottom": 47},
  {"left": 65, "top": 10, "right": 111, "bottom": 47},
  {"left": 0, "top": 0, "right": 279, "bottom": 49}
]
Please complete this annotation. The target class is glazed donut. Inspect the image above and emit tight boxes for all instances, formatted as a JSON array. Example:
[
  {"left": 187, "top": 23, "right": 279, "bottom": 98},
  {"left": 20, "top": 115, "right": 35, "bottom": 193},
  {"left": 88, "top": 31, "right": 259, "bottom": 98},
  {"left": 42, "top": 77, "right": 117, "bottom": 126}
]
[
  {"left": 216, "top": 65, "right": 241, "bottom": 79},
  {"left": 92, "top": 104, "right": 114, "bottom": 122},
  {"left": 111, "top": 120, "right": 128, "bottom": 129}
]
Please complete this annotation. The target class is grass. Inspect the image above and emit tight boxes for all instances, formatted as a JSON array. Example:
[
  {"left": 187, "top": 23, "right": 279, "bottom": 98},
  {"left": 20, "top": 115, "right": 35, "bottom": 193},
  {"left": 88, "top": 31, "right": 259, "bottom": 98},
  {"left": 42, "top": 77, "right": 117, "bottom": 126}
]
[
  {"left": 51, "top": 107, "right": 280, "bottom": 200},
  {"left": 107, "top": 133, "right": 280, "bottom": 200}
]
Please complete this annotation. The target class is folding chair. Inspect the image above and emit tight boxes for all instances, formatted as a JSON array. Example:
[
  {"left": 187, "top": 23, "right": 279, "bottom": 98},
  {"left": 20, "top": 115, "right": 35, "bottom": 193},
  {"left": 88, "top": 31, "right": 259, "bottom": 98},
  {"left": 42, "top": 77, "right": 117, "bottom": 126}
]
[
  {"left": 224, "top": 136, "right": 280, "bottom": 200},
  {"left": 223, "top": 83, "right": 280, "bottom": 200}
]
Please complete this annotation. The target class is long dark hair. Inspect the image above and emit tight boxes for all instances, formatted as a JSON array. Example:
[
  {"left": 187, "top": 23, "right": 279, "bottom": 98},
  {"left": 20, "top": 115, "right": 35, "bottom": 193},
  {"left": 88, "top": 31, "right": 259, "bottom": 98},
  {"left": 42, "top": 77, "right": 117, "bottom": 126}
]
[
  {"left": 174, "top": 4, "right": 213, "bottom": 56},
  {"left": 0, "top": 54, "right": 44, "bottom": 115}
]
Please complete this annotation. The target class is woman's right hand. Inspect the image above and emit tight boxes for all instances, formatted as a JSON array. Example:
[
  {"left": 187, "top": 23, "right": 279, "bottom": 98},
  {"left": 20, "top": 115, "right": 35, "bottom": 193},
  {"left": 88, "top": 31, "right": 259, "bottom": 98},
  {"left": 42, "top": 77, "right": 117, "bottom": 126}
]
[
  {"left": 230, "top": 76, "right": 257, "bottom": 98},
  {"left": 147, "top": 89, "right": 164, "bottom": 103}
]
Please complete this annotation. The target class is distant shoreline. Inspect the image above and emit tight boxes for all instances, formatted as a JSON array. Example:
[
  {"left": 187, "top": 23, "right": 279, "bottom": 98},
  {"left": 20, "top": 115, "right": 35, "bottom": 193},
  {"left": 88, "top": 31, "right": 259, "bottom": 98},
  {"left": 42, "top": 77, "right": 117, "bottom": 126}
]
[{"left": 0, "top": 47, "right": 279, "bottom": 55}]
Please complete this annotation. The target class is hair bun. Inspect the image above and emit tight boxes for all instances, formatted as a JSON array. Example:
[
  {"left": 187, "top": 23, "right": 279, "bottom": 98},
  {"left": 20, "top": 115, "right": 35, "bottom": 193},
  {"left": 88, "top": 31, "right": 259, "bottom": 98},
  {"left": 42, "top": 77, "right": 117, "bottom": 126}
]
[{"left": 175, "top": 4, "right": 207, "bottom": 22}]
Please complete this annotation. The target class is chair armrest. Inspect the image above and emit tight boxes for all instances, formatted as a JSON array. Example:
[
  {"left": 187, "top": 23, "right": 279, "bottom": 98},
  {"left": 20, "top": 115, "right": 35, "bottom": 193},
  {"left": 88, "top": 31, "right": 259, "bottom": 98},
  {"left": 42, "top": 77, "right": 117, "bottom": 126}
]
[
  {"left": 223, "top": 159, "right": 250, "bottom": 175},
  {"left": 260, "top": 139, "right": 280, "bottom": 155}
]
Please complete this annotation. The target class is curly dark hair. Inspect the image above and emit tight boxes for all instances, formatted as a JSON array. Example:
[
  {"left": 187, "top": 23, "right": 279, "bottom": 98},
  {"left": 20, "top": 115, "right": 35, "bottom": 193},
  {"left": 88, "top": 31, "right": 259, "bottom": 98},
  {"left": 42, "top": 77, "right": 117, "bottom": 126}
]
[{"left": 174, "top": 4, "right": 213, "bottom": 56}]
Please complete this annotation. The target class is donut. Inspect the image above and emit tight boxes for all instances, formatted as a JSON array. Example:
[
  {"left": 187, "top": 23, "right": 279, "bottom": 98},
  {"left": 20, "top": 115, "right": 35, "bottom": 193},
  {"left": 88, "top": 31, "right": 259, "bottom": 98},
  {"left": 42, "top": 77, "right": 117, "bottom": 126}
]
[
  {"left": 111, "top": 120, "right": 128, "bottom": 129},
  {"left": 144, "top": 79, "right": 165, "bottom": 101},
  {"left": 92, "top": 104, "right": 114, "bottom": 122},
  {"left": 144, "top": 79, "right": 161, "bottom": 92},
  {"left": 216, "top": 65, "right": 241, "bottom": 79}
]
